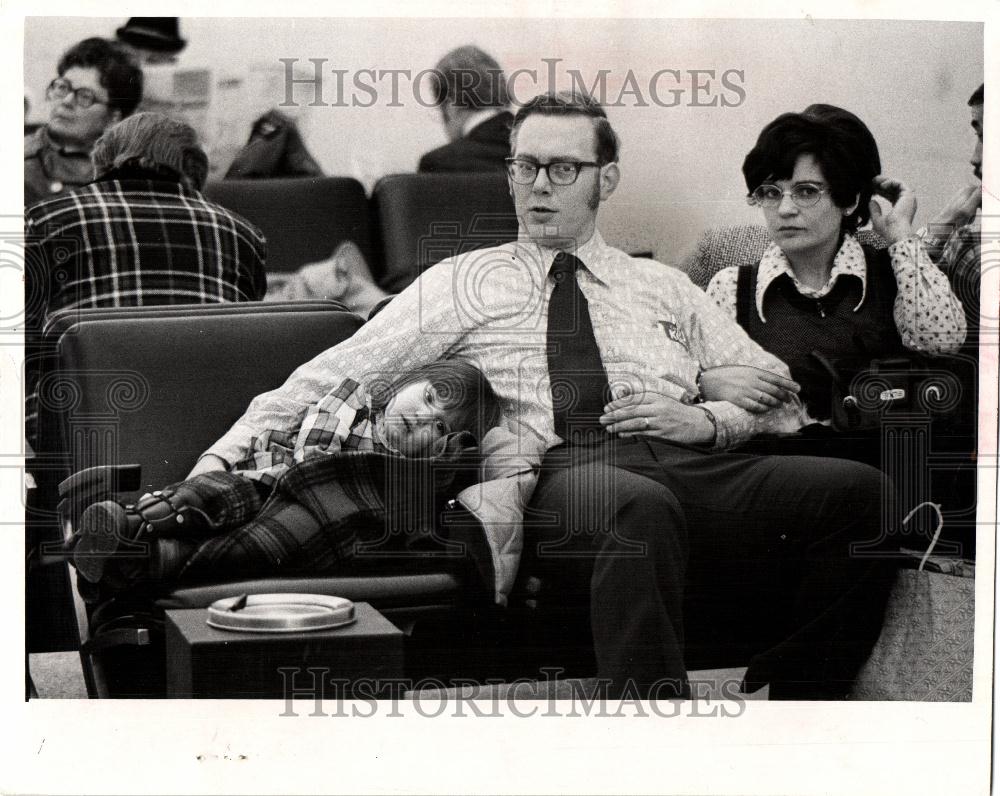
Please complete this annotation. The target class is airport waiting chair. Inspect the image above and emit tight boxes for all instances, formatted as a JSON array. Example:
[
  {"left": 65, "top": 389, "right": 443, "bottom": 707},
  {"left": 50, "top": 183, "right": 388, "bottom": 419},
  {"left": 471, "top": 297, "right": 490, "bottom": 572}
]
[
  {"left": 25, "top": 300, "right": 350, "bottom": 654},
  {"left": 29, "top": 302, "right": 768, "bottom": 698},
  {"left": 371, "top": 172, "right": 519, "bottom": 293},
  {"left": 28, "top": 301, "right": 490, "bottom": 697},
  {"left": 204, "top": 177, "right": 377, "bottom": 275}
]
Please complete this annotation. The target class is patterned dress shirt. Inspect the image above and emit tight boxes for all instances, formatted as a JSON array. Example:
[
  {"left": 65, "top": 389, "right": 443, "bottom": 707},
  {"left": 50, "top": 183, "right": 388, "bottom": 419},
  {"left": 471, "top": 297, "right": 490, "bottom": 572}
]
[
  {"left": 706, "top": 234, "right": 966, "bottom": 354},
  {"left": 206, "top": 230, "right": 801, "bottom": 465}
]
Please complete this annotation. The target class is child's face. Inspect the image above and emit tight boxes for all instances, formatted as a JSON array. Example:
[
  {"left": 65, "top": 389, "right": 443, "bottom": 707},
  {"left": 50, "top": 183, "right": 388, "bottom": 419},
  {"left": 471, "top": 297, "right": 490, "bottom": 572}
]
[{"left": 377, "top": 380, "right": 455, "bottom": 457}]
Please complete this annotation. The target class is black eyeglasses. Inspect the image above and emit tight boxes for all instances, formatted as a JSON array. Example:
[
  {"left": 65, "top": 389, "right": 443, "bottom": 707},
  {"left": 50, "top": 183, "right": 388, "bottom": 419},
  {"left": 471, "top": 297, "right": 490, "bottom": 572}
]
[
  {"left": 46, "top": 78, "right": 107, "bottom": 109},
  {"left": 748, "top": 182, "right": 829, "bottom": 209},
  {"left": 506, "top": 158, "right": 601, "bottom": 186}
]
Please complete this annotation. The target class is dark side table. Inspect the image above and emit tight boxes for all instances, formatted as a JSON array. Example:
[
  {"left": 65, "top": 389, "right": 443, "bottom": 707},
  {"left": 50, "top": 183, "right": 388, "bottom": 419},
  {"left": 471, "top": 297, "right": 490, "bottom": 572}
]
[{"left": 165, "top": 602, "right": 404, "bottom": 699}]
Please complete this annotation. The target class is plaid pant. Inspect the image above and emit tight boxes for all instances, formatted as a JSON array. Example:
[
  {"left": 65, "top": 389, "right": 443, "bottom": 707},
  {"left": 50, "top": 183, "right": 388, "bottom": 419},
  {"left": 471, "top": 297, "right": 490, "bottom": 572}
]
[
  {"left": 171, "top": 471, "right": 378, "bottom": 584},
  {"left": 171, "top": 445, "right": 475, "bottom": 583}
]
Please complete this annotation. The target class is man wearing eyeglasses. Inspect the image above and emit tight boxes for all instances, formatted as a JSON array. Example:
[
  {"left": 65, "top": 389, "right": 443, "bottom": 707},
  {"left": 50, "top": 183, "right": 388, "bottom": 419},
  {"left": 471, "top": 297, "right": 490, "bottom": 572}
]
[
  {"left": 191, "top": 91, "right": 894, "bottom": 700},
  {"left": 24, "top": 37, "right": 143, "bottom": 207}
]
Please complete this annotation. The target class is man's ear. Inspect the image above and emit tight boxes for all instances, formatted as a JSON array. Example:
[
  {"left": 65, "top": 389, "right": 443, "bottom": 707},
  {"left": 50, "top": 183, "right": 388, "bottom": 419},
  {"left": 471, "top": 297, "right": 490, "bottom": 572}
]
[
  {"left": 600, "top": 163, "right": 620, "bottom": 200},
  {"left": 441, "top": 103, "right": 466, "bottom": 142}
]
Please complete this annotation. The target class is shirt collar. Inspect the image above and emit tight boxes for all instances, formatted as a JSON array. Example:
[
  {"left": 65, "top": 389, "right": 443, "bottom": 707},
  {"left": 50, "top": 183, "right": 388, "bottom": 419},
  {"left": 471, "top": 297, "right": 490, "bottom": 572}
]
[
  {"left": 41, "top": 125, "right": 94, "bottom": 158},
  {"left": 515, "top": 229, "right": 612, "bottom": 287},
  {"left": 755, "top": 234, "right": 867, "bottom": 322}
]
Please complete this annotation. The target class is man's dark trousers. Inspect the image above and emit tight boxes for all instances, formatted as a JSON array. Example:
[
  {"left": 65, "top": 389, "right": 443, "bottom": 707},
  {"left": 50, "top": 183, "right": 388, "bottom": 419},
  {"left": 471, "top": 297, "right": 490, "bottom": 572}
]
[{"left": 522, "top": 436, "right": 897, "bottom": 700}]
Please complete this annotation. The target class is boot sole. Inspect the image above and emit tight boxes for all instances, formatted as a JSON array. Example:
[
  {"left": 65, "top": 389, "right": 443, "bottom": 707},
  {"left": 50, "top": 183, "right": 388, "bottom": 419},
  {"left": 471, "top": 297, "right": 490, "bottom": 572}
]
[{"left": 73, "top": 501, "right": 127, "bottom": 583}]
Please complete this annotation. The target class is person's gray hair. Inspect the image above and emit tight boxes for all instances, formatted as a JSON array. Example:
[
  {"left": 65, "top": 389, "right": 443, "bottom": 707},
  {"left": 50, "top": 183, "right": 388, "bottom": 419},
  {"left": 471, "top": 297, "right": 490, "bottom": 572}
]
[
  {"left": 430, "top": 45, "right": 508, "bottom": 110},
  {"left": 91, "top": 112, "right": 209, "bottom": 190}
]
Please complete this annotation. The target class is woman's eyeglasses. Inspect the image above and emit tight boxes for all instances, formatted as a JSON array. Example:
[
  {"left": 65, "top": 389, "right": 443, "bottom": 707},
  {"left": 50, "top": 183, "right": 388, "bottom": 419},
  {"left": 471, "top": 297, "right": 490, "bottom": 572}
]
[
  {"left": 46, "top": 78, "right": 107, "bottom": 109},
  {"left": 748, "top": 182, "right": 828, "bottom": 208}
]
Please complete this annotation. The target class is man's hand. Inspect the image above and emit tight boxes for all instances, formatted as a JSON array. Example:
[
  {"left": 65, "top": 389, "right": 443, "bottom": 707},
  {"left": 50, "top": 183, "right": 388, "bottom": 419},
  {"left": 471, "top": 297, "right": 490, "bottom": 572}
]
[
  {"left": 870, "top": 175, "right": 917, "bottom": 245},
  {"left": 186, "top": 454, "right": 228, "bottom": 479},
  {"left": 600, "top": 391, "right": 715, "bottom": 446},
  {"left": 698, "top": 366, "right": 800, "bottom": 413},
  {"left": 929, "top": 183, "right": 982, "bottom": 234}
]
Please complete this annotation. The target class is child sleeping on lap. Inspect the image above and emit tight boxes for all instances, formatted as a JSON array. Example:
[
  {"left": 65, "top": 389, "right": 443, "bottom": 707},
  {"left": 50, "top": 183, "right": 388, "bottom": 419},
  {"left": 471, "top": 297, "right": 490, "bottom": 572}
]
[{"left": 70, "top": 358, "right": 504, "bottom": 592}]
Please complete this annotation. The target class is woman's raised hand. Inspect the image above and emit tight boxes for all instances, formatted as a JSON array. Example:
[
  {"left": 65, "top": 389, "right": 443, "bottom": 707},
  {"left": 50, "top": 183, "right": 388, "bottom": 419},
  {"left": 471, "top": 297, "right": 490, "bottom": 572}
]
[{"left": 870, "top": 175, "right": 917, "bottom": 245}]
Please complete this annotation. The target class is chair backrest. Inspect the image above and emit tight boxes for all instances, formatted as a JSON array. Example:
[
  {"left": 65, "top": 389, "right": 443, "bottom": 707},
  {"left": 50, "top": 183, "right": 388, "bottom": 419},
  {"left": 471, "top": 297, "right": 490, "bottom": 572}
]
[
  {"left": 41, "top": 299, "right": 350, "bottom": 341},
  {"left": 372, "top": 172, "right": 519, "bottom": 293},
  {"left": 680, "top": 224, "right": 888, "bottom": 289},
  {"left": 44, "top": 302, "right": 363, "bottom": 494},
  {"left": 203, "top": 177, "right": 376, "bottom": 274}
]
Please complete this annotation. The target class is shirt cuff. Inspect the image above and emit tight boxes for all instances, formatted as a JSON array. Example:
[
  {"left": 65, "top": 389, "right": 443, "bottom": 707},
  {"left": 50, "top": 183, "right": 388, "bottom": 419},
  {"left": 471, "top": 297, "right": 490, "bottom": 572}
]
[
  {"left": 886, "top": 234, "right": 921, "bottom": 260},
  {"left": 699, "top": 400, "right": 750, "bottom": 450},
  {"left": 691, "top": 404, "right": 718, "bottom": 448}
]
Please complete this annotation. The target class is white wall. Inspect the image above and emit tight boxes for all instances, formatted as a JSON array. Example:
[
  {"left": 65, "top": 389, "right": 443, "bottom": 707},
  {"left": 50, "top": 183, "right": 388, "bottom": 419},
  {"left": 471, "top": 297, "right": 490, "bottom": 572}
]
[{"left": 24, "top": 16, "right": 983, "bottom": 266}]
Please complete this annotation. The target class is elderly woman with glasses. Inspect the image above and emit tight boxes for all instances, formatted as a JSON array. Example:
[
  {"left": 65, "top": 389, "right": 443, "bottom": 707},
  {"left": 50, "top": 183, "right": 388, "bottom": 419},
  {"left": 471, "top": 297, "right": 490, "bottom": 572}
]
[
  {"left": 701, "top": 105, "right": 966, "bottom": 422},
  {"left": 24, "top": 37, "right": 143, "bottom": 207}
]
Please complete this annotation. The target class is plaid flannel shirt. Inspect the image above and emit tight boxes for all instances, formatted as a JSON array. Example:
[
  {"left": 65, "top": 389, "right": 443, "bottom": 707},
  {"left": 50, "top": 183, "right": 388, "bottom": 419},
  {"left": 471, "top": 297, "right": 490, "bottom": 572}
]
[
  {"left": 233, "top": 377, "right": 378, "bottom": 486},
  {"left": 25, "top": 175, "right": 267, "bottom": 448},
  {"left": 937, "top": 220, "right": 982, "bottom": 351}
]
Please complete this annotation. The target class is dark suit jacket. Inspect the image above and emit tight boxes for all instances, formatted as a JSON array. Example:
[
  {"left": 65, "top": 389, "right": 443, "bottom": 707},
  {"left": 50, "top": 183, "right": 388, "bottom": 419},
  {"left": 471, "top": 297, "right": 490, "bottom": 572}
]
[{"left": 418, "top": 110, "right": 513, "bottom": 173}]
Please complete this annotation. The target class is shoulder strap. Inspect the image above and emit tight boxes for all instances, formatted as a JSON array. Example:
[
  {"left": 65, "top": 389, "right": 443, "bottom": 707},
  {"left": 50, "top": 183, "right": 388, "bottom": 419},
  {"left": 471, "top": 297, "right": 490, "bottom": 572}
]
[{"left": 735, "top": 264, "right": 756, "bottom": 329}]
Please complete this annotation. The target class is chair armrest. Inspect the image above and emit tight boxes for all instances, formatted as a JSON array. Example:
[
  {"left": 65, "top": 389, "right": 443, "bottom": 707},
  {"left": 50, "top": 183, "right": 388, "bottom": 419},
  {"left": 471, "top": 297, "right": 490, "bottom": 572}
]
[
  {"left": 58, "top": 464, "right": 143, "bottom": 502},
  {"left": 57, "top": 464, "right": 142, "bottom": 532},
  {"left": 81, "top": 626, "right": 151, "bottom": 654}
]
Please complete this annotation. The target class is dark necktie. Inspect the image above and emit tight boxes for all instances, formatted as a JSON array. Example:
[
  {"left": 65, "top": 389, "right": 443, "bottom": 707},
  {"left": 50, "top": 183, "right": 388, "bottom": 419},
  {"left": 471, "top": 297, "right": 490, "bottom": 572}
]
[{"left": 546, "top": 251, "right": 611, "bottom": 443}]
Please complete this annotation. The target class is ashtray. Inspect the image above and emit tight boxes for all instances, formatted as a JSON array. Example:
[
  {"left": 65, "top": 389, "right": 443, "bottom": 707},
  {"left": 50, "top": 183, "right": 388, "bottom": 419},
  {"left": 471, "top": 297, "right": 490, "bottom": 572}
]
[{"left": 206, "top": 593, "right": 356, "bottom": 633}]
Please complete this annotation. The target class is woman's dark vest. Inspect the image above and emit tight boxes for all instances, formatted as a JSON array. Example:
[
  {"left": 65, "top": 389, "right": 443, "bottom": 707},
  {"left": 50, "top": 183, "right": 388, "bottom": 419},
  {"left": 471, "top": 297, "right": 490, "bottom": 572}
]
[{"left": 735, "top": 246, "right": 906, "bottom": 420}]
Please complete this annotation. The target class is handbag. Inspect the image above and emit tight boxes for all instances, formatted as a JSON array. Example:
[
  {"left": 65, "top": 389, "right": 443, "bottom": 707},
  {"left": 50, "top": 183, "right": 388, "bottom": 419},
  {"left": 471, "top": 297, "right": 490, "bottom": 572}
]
[
  {"left": 850, "top": 502, "right": 974, "bottom": 701},
  {"left": 810, "top": 351, "right": 968, "bottom": 433},
  {"left": 224, "top": 109, "right": 323, "bottom": 179}
]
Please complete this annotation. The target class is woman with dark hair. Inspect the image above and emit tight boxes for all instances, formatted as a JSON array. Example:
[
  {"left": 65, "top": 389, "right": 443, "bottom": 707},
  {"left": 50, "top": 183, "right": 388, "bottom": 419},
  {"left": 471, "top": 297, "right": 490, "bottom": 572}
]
[
  {"left": 702, "top": 105, "right": 966, "bottom": 422},
  {"left": 24, "top": 37, "right": 143, "bottom": 206}
]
